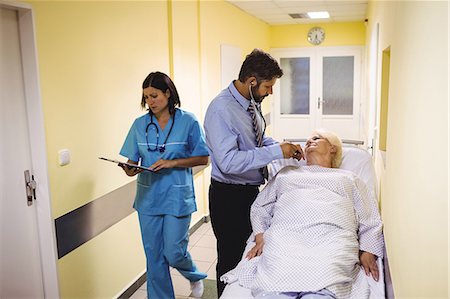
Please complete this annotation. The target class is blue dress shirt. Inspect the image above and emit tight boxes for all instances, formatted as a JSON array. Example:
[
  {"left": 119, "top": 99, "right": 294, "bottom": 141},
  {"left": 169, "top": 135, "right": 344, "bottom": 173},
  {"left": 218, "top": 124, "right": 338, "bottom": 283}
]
[{"left": 204, "top": 81, "right": 283, "bottom": 185}]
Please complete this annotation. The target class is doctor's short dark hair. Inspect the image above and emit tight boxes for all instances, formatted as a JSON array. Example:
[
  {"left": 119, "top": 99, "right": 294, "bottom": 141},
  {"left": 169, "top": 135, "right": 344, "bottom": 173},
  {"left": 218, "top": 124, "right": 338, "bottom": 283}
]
[
  {"left": 238, "top": 48, "right": 283, "bottom": 84},
  {"left": 141, "top": 71, "right": 181, "bottom": 115}
]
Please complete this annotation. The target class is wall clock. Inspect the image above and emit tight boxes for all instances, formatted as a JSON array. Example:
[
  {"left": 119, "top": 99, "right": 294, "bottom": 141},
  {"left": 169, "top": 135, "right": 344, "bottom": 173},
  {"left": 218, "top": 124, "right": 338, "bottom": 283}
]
[{"left": 307, "top": 27, "right": 325, "bottom": 45}]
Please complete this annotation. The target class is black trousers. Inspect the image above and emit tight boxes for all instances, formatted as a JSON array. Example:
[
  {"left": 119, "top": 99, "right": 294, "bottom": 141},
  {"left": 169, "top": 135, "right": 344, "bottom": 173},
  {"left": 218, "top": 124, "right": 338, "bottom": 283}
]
[{"left": 208, "top": 179, "right": 259, "bottom": 297}]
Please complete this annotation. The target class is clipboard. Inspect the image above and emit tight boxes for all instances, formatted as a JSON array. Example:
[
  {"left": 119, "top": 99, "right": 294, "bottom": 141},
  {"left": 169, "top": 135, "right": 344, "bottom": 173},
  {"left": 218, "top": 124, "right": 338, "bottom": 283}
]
[{"left": 98, "top": 157, "right": 153, "bottom": 172}]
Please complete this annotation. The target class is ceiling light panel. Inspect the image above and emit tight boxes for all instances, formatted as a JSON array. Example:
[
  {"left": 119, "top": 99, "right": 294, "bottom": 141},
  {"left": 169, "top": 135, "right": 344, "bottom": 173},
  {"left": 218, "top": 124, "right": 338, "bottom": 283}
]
[{"left": 307, "top": 11, "right": 330, "bottom": 19}]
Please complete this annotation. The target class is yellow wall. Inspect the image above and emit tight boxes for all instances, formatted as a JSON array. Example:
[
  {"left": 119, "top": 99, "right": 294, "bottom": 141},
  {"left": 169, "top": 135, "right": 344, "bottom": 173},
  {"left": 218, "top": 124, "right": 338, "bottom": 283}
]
[
  {"left": 367, "top": 1, "right": 448, "bottom": 297},
  {"left": 30, "top": 1, "right": 169, "bottom": 297},
  {"left": 58, "top": 214, "right": 144, "bottom": 298},
  {"left": 199, "top": 0, "right": 270, "bottom": 112},
  {"left": 270, "top": 21, "right": 366, "bottom": 48},
  {"left": 170, "top": 0, "right": 206, "bottom": 224},
  {"left": 32, "top": 1, "right": 170, "bottom": 218}
]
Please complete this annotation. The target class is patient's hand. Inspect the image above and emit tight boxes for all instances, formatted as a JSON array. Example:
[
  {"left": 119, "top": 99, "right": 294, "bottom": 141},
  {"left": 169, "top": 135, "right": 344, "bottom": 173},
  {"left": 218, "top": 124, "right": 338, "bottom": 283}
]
[
  {"left": 246, "top": 233, "right": 264, "bottom": 260},
  {"left": 359, "top": 251, "right": 379, "bottom": 282}
]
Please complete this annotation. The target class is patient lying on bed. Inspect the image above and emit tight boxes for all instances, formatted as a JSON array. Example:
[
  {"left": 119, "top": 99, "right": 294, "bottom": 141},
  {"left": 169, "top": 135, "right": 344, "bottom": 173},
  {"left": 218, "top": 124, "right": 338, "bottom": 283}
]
[{"left": 221, "top": 129, "right": 384, "bottom": 299}]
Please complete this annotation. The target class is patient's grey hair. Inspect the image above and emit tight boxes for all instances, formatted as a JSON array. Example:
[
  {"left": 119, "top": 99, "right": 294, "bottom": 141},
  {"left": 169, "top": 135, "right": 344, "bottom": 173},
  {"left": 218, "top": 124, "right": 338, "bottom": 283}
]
[{"left": 313, "top": 128, "right": 343, "bottom": 168}]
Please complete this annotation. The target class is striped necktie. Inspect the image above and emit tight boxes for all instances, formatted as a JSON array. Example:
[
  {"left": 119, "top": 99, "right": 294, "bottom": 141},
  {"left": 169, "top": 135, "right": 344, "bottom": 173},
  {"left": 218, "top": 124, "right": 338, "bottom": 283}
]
[
  {"left": 248, "top": 100, "right": 268, "bottom": 180},
  {"left": 248, "top": 100, "right": 263, "bottom": 147}
]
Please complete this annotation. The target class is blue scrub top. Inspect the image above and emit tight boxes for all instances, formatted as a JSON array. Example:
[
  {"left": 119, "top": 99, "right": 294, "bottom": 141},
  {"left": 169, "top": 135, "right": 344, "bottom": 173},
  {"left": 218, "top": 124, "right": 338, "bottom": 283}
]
[{"left": 120, "top": 108, "right": 209, "bottom": 216}]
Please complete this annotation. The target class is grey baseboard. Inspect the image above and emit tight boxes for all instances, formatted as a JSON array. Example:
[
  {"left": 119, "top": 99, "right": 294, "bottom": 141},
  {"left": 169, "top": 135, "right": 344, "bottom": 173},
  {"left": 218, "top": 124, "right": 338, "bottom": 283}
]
[{"left": 118, "top": 273, "right": 147, "bottom": 299}]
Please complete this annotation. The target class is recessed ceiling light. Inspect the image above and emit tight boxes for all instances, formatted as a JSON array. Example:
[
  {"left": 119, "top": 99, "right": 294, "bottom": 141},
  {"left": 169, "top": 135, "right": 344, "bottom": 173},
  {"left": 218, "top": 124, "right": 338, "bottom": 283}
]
[{"left": 307, "top": 11, "right": 330, "bottom": 19}]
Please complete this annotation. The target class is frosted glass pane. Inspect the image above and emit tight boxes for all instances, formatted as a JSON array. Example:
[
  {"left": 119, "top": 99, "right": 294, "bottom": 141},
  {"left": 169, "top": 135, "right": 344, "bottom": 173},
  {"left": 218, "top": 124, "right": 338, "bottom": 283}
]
[
  {"left": 280, "top": 57, "right": 310, "bottom": 115},
  {"left": 323, "top": 56, "right": 354, "bottom": 115}
]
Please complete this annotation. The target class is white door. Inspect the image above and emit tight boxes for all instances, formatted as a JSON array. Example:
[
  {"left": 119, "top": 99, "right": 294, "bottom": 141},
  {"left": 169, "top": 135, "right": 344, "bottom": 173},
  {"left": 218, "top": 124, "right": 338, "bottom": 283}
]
[
  {"left": 1, "top": 5, "right": 58, "bottom": 298},
  {"left": 272, "top": 47, "right": 362, "bottom": 141}
]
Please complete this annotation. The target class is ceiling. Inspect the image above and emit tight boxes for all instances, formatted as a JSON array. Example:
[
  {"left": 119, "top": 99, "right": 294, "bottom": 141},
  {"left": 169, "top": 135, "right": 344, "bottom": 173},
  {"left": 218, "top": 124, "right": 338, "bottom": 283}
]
[{"left": 225, "top": 0, "right": 368, "bottom": 25}]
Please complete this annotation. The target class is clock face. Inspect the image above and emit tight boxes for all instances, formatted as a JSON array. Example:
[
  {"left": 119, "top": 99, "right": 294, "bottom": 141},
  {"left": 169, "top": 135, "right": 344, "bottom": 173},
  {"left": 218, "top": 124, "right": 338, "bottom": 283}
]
[{"left": 307, "top": 27, "right": 325, "bottom": 45}]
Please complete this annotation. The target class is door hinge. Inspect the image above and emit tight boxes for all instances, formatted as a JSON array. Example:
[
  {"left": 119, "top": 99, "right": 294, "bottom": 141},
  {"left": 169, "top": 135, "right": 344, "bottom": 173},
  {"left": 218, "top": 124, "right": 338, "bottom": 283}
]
[{"left": 24, "top": 170, "right": 37, "bottom": 206}]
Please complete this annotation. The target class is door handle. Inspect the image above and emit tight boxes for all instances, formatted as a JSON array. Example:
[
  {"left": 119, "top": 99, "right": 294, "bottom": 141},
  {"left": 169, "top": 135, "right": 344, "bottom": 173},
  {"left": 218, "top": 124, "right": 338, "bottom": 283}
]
[
  {"left": 24, "top": 170, "right": 37, "bottom": 206},
  {"left": 317, "top": 97, "right": 326, "bottom": 109}
]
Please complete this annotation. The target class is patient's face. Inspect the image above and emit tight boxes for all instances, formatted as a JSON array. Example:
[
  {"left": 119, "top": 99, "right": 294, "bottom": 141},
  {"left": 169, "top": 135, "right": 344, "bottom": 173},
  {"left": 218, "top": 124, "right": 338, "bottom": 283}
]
[{"left": 305, "top": 135, "right": 331, "bottom": 158}]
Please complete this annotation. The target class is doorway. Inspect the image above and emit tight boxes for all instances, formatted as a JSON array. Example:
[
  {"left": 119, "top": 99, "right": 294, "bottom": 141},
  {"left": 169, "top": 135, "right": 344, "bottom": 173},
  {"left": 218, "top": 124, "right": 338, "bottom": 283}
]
[
  {"left": 0, "top": 2, "right": 59, "bottom": 298},
  {"left": 271, "top": 46, "right": 363, "bottom": 142}
]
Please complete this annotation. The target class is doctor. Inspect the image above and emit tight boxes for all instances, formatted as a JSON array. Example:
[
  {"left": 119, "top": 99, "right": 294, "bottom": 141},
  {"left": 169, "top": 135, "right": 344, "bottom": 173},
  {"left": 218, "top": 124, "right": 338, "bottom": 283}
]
[
  {"left": 120, "top": 71, "right": 208, "bottom": 299},
  {"left": 204, "top": 49, "right": 303, "bottom": 296}
]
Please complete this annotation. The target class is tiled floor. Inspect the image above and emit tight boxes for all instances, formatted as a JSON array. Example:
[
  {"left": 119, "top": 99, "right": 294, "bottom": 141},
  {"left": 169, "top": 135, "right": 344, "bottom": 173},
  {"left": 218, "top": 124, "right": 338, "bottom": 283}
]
[{"left": 129, "top": 221, "right": 217, "bottom": 299}]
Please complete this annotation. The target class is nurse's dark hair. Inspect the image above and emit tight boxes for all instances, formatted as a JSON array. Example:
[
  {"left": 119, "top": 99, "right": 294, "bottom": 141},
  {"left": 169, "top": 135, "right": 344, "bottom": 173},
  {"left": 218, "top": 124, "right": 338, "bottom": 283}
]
[
  {"left": 238, "top": 48, "right": 283, "bottom": 84},
  {"left": 141, "top": 71, "right": 181, "bottom": 115}
]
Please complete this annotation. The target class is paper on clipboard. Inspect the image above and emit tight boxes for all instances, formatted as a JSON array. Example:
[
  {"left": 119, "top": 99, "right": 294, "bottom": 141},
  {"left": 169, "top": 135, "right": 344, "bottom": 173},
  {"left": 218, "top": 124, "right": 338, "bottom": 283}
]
[{"left": 98, "top": 157, "right": 153, "bottom": 172}]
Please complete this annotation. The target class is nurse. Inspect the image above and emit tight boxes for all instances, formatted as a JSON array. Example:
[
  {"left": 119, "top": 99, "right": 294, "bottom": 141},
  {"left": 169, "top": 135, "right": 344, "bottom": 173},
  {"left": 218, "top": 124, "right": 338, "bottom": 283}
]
[{"left": 120, "top": 71, "right": 208, "bottom": 299}]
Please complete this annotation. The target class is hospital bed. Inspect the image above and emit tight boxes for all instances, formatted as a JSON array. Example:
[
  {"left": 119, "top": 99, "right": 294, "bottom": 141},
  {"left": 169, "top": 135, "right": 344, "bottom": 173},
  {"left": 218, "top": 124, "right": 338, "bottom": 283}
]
[{"left": 220, "top": 144, "right": 386, "bottom": 299}]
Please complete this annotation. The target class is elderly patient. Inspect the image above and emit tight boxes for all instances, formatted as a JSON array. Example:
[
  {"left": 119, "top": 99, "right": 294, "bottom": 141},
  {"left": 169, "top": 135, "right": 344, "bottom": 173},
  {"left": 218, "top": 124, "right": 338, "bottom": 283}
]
[{"left": 221, "top": 129, "right": 384, "bottom": 299}]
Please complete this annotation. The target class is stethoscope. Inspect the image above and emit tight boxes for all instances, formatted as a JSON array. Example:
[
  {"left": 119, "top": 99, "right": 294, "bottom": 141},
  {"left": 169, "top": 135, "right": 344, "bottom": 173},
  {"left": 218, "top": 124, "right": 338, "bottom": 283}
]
[
  {"left": 145, "top": 111, "right": 175, "bottom": 152},
  {"left": 249, "top": 84, "right": 267, "bottom": 133},
  {"left": 227, "top": 86, "right": 267, "bottom": 136}
]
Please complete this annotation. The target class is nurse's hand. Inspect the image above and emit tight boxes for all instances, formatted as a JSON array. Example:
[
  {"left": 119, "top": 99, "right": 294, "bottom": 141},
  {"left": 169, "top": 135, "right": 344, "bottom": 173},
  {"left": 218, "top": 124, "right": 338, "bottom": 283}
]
[
  {"left": 149, "top": 159, "right": 176, "bottom": 172},
  {"left": 150, "top": 156, "right": 209, "bottom": 171},
  {"left": 119, "top": 163, "right": 143, "bottom": 177},
  {"left": 246, "top": 233, "right": 264, "bottom": 260}
]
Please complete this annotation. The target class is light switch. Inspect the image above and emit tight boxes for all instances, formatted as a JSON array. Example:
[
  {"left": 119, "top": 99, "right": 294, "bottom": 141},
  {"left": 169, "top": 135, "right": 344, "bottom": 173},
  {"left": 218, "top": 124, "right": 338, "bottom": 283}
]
[{"left": 58, "top": 149, "right": 70, "bottom": 166}]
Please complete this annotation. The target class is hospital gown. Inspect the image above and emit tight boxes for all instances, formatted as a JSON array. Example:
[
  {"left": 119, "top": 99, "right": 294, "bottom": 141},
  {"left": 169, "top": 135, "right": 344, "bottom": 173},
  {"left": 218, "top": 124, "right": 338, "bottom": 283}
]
[{"left": 222, "top": 165, "right": 384, "bottom": 299}]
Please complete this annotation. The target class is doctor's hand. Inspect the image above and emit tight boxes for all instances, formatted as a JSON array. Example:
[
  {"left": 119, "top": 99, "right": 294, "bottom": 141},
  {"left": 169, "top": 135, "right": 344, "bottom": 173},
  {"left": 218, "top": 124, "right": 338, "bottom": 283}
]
[
  {"left": 246, "top": 233, "right": 264, "bottom": 260},
  {"left": 280, "top": 142, "right": 304, "bottom": 160},
  {"left": 359, "top": 251, "right": 379, "bottom": 282}
]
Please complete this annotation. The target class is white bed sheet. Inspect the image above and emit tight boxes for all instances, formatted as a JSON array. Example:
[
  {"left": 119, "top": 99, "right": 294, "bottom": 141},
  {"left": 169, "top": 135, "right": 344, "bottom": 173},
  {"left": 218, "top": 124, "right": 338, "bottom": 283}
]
[
  {"left": 220, "top": 147, "right": 385, "bottom": 299},
  {"left": 221, "top": 242, "right": 385, "bottom": 299}
]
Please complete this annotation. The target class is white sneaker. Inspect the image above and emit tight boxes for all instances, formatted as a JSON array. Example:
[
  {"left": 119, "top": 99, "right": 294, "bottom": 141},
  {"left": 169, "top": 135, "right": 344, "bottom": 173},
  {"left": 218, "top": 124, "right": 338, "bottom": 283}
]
[{"left": 190, "top": 280, "right": 204, "bottom": 298}]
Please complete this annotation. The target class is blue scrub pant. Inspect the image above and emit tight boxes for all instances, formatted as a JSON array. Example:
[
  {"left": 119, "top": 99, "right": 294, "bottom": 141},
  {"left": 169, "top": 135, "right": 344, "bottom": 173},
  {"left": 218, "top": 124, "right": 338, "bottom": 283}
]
[{"left": 138, "top": 213, "right": 207, "bottom": 299}]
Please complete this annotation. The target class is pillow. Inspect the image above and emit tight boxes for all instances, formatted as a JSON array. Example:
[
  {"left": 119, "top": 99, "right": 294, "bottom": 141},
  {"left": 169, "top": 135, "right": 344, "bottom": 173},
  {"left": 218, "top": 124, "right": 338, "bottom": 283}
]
[{"left": 340, "top": 147, "right": 377, "bottom": 197}]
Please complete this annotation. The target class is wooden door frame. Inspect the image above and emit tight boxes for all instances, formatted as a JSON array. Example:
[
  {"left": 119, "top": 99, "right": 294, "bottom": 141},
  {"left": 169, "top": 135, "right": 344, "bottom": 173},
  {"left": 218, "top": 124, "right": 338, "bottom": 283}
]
[{"left": 0, "top": 1, "right": 60, "bottom": 297}]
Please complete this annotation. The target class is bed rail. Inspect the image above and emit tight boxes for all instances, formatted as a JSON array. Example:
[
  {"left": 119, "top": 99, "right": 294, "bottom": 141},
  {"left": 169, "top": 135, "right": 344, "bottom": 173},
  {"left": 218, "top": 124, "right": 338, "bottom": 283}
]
[{"left": 284, "top": 138, "right": 364, "bottom": 146}]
